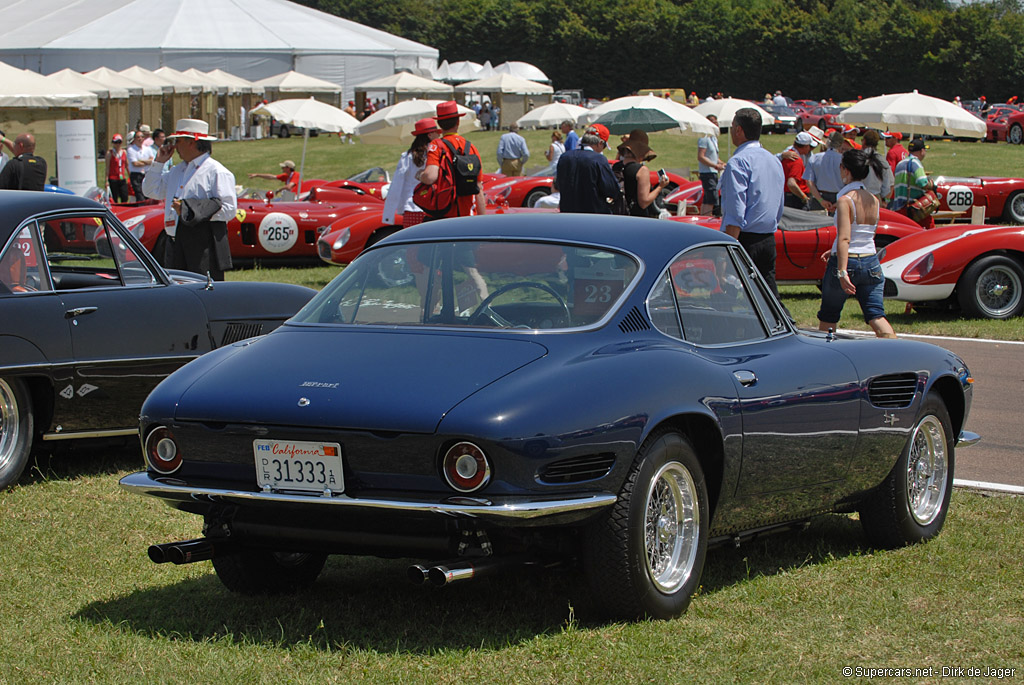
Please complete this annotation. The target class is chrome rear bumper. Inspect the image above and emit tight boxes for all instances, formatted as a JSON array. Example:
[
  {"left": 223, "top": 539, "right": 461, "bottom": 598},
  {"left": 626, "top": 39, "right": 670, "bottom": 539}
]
[{"left": 119, "top": 471, "right": 616, "bottom": 526}]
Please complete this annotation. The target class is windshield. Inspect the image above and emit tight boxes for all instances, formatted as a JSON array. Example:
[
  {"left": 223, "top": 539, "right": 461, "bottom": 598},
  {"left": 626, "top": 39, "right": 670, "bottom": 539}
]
[{"left": 294, "top": 240, "right": 640, "bottom": 330}]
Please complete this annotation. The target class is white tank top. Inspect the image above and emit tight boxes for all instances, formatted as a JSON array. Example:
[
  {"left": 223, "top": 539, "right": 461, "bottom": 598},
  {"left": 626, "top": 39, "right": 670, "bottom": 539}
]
[{"left": 830, "top": 182, "right": 878, "bottom": 255}]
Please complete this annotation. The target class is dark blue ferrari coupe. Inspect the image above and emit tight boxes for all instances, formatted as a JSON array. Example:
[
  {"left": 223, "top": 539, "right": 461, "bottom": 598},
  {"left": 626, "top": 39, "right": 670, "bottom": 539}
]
[{"left": 121, "top": 214, "right": 978, "bottom": 620}]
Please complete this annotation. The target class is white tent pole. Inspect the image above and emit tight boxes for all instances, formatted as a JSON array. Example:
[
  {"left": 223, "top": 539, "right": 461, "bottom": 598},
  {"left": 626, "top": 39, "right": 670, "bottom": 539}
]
[{"left": 298, "top": 127, "right": 309, "bottom": 192}]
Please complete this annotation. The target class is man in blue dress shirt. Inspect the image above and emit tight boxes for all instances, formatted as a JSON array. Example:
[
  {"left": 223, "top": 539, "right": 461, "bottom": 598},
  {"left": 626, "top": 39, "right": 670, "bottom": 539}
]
[
  {"left": 496, "top": 123, "right": 530, "bottom": 176},
  {"left": 720, "top": 107, "right": 785, "bottom": 300}
]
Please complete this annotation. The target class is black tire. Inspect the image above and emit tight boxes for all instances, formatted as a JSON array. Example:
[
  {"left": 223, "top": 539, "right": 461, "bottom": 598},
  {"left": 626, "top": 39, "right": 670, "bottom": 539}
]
[
  {"left": 524, "top": 187, "right": 550, "bottom": 208},
  {"left": 859, "top": 393, "right": 954, "bottom": 549},
  {"left": 956, "top": 254, "right": 1024, "bottom": 319},
  {"left": 0, "top": 377, "right": 34, "bottom": 490},
  {"left": 212, "top": 549, "right": 327, "bottom": 595},
  {"left": 279, "top": 125, "right": 290, "bottom": 139},
  {"left": 1009, "top": 124, "right": 1023, "bottom": 145},
  {"left": 1002, "top": 191, "right": 1024, "bottom": 223},
  {"left": 583, "top": 430, "right": 708, "bottom": 620}
]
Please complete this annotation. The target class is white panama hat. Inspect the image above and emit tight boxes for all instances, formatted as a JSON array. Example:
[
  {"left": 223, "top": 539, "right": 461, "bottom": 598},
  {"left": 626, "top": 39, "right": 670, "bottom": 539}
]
[{"left": 166, "top": 118, "right": 218, "bottom": 141}]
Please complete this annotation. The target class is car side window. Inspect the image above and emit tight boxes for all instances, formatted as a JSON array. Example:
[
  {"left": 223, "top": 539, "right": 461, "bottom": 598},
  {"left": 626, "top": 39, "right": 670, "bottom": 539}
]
[
  {"left": 731, "top": 246, "right": 787, "bottom": 335},
  {"left": 0, "top": 225, "right": 47, "bottom": 295},
  {"left": 648, "top": 269, "right": 682, "bottom": 338},
  {"left": 40, "top": 215, "right": 157, "bottom": 290},
  {"left": 667, "top": 245, "right": 767, "bottom": 345}
]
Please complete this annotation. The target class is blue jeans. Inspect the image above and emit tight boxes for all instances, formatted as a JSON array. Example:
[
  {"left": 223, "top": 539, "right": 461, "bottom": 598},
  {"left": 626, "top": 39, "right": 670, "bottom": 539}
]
[{"left": 817, "top": 253, "right": 886, "bottom": 323}]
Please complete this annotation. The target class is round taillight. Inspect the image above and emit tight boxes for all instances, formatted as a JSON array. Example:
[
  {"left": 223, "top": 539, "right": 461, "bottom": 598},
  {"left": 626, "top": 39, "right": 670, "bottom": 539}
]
[
  {"left": 903, "top": 253, "right": 934, "bottom": 284},
  {"left": 145, "top": 426, "right": 182, "bottom": 474},
  {"left": 442, "top": 442, "right": 491, "bottom": 493}
]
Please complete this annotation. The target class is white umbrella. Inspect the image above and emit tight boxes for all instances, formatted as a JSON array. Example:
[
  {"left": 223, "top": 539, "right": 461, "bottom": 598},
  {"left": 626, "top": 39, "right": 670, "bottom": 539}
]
[
  {"left": 837, "top": 90, "right": 986, "bottom": 138},
  {"left": 693, "top": 98, "right": 775, "bottom": 156},
  {"left": 579, "top": 95, "right": 718, "bottom": 136},
  {"left": 251, "top": 97, "right": 360, "bottom": 188},
  {"left": 354, "top": 99, "right": 476, "bottom": 145},
  {"left": 516, "top": 102, "right": 588, "bottom": 128},
  {"left": 693, "top": 98, "right": 773, "bottom": 129}
]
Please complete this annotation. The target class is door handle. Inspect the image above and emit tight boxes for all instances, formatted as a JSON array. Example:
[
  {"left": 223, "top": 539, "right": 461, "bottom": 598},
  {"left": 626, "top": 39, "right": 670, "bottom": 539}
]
[
  {"left": 65, "top": 307, "right": 98, "bottom": 319},
  {"left": 733, "top": 370, "right": 757, "bottom": 387}
]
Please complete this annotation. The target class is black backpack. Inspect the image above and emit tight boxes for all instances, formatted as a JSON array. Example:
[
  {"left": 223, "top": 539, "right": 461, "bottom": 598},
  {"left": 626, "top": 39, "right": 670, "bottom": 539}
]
[{"left": 441, "top": 137, "right": 481, "bottom": 197}]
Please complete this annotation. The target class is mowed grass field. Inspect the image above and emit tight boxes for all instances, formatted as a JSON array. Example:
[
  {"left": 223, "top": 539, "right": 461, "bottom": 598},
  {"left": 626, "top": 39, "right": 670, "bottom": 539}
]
[{"left": 2, "top": 126, "right": 1023, "bottom": 682}]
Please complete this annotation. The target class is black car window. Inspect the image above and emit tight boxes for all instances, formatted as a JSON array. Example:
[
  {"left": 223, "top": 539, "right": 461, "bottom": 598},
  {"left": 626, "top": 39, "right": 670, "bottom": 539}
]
[
  {"left": 731, "top": 246, "right": 787, "bottom": 335},
  {"left": 296, "top": 240, "right": 640, "bottom": 330},
  {"left": 40, "top": 215, "right": 157, "bottom": 290},
  {"left": 0, "top": 225, "right": 48, "bottom": 295},
  {"left": 648, "top": 269, "right": 682, "bottom": 338},
  {"left": 665, "top": 245, "right": 767, "bottom": 345}
]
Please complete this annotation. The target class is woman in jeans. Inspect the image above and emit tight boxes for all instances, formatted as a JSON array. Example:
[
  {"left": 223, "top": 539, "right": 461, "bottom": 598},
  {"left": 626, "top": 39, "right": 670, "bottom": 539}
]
[{"left": 817, "top": 149, "right": 897, "bottom": 338}]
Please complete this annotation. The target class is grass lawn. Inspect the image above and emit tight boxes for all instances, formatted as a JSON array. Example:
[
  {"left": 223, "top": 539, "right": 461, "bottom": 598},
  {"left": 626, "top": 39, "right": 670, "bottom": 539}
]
[{"left": 1, "top": 444, "right": 1021, "bottom": 682}]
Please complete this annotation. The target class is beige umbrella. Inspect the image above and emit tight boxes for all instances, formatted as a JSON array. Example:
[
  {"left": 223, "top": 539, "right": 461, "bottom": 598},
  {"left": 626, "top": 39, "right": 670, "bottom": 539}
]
[
  {"left": 354, "top": 99, "right": 476, "bottom": 145},
  {"left": 516, "top": 102, "right": 588, "bottom": 128},
  {"left": 251, "top": 98, "right": 360, "bottom": 186},
  {"left": 837, "top": 90, "right": 986, "bottom": 138}
]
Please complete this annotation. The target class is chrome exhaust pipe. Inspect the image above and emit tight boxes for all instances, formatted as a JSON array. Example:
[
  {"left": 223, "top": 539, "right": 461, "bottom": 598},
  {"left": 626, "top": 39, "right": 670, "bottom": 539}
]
[
  {"left": 406, "top": 564, "right": 430, "bottom": 585},
  {"left": 147, "top": 538, "right": 236, "bottom": 565},
  {"left": 426, "top": 555, "right": 529, "bottom": 587}
]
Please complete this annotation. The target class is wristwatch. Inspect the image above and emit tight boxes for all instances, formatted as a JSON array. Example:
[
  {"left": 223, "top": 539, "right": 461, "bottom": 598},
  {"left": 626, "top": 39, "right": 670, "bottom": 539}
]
[{"left": 837, "top": 269, "right": 848, "bottom": 278}]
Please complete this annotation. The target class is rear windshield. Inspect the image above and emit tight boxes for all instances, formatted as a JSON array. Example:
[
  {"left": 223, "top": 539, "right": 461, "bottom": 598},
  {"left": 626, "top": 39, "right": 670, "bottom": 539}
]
[{"left": 294, "top": 240, "right": 640, "bottom": 330}]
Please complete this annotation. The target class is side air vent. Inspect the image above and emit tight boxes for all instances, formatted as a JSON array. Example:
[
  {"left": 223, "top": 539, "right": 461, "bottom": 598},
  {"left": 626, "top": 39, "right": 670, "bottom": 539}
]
[
  {"left": 221, "top": 322, "right": 265, "bottom": 346},
  {"left": 539, "top": 453, "right": 616, "bottom": 484},
  {"left": 618, "top": 306, "right": 650, "bottom": 333},
  {"left": 868, "top": 373, "right": 918, "bottom": 408},
  {"left": 883, "top": 279, "right": 898, "bottom": 297}
]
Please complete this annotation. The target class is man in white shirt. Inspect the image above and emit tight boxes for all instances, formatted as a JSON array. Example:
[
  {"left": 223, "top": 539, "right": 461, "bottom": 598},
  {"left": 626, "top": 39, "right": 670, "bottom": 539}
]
[
  {"left": 126, "top": 132, "right": 151, "bottom": 200},
  {"left": 142, "top": 118, "right": 236, "bottom": 280}
]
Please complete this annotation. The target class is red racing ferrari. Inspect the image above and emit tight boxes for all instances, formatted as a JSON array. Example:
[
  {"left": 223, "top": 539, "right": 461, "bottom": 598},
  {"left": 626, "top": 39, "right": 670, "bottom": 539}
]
[{"left": 881, "top": 223, "right": 1024, "bottom": 319}]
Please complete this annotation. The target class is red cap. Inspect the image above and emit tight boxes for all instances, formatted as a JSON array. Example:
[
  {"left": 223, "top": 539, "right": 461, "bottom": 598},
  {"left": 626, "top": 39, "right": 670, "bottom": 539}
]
[
  {"left": 586, "top": 123, "right": 610, "bottom": 143},
  {"left": 891, "top": 131, "right": 903, "bottom": 141},
  {"left": 434, "top": 100, "right": 465, "bottom": 120},
  {"left": 412, "top": 118, "right": 440, "bottom": 137}
]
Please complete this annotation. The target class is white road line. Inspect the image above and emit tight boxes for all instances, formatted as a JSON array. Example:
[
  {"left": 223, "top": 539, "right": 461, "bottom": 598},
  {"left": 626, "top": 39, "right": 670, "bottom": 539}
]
[
  {"left": 953, "top": 478, "right": 1024, "bottom": 495},
  {"left": 833, "top": 328, "right": 1024, "bottom": 345}
]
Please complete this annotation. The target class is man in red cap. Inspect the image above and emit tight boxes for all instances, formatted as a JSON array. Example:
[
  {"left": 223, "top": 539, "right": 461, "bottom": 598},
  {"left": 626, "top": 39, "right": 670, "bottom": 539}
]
[
  {"left": 418, "top": 100, "right": 486, "bottom": 219},
  {"left": 555, "top": 123, "right": 622, "bottom": 213},
  {"left": 884, "top": 132, "right": 907, "bottom": 175}
]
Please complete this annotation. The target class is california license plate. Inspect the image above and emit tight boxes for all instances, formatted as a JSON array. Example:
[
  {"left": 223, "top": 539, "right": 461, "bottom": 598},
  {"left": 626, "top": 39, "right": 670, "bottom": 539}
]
[{"left": 253, "top": 439, "right": 344, "bottom": 494}]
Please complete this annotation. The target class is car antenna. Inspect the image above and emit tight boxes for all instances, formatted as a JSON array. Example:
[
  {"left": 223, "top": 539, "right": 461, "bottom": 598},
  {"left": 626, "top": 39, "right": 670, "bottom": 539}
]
[{"left": 205, "top": 272, "right": 214, "bottom": 290}]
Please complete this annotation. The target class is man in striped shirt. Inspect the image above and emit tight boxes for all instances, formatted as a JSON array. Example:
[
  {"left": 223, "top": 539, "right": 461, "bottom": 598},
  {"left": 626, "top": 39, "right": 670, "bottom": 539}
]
[{"left": 890, "top": 138, "right": 935, "bottom": 227}]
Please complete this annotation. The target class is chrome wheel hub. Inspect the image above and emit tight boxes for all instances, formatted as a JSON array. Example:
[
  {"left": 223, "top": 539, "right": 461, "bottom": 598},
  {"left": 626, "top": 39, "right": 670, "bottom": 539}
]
[
  {"left": 976, "top": 265, "right": 1021, "bottom": 317},
  {"left": 906, "top": 415, "right": 948, "bottom": 525},
  {"left": 0, "top": 379, "right": 20, "bottom": 472},
  {"left": 644, "top": 462, "right": 699, "bottom": 593}
]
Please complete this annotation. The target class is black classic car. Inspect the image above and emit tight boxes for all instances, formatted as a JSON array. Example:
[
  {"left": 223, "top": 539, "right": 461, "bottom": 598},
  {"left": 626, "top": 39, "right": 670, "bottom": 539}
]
[
  {"left": 0, "top": 191, "right": 315, "bottom": 489},
  {"left": 121, "top": 214, "right": 978, "bottom": 620}
]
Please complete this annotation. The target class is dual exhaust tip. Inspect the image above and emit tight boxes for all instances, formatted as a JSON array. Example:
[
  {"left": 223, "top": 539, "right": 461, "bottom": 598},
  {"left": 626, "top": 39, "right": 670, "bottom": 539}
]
[{"left": 407, "top": 554, "right": 528, "bottom": 587}]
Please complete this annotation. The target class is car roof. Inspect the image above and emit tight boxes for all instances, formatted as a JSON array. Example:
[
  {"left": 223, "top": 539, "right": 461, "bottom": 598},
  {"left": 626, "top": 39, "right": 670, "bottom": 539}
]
[
  {"left": 0, "top": 190, "right": 106, "bottom": 241},
  {"left": 380, "top": 213, "right": 732, "bottom": 265}
]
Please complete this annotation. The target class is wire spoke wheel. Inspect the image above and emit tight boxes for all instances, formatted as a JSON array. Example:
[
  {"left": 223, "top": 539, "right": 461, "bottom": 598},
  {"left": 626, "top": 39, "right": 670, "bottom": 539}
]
[
  {"left": 0, "top": 379, "right": 21, "bottom": 473},
  {"left": 643, "top": 462, "right": 699, "bottom": 592},
  {"left": 905, "top": 415, "right": 948, "bottom": 525}
]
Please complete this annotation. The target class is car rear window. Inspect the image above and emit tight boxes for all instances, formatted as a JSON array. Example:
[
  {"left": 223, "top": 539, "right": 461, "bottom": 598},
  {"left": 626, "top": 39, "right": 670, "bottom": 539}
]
[{"left": 295, "top": 240, "right": 640, "bottom": 330}]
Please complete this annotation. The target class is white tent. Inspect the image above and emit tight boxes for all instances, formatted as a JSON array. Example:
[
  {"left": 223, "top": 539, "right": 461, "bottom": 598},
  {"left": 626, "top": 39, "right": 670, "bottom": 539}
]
[
  {"left": 0, "top": 61, "right": 95, "bottom": 108},
  {"left": 455, "top": 74, "right": 554, "bottom": 96},
  {"left": 205, "top": 69, "right": 263, "bottom": 95},
  {"left": 354, "top": 72, "right": 453, "bottom": 97},
  {"left": 493, "top": 61, "right": 550, "bottom": 84},
  {"left": 0, "top": 0, "right": 438, "bottom": 102},
  {"left": 85, "top": 66, "right": 162, "bottom": 96},
  {"left": 48, "top": 68, "right": 129, "bottom": 99},
  {"left": 439, "top": 61, "right": 488, "bottom": 83},
  {"left": 255, "top": 71, "right": 344, "bottom": 94}
]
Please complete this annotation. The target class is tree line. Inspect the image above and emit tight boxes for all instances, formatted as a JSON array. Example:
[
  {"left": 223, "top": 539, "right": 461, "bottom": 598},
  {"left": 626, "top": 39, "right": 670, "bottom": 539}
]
[{"left": 295, "top": 0, "right": 1024, "bottom": 102}]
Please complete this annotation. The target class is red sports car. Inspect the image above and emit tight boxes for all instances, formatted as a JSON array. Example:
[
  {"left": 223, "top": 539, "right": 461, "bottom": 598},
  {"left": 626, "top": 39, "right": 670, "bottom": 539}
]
[
  {"left": 111, "top": 187, "right": 382, "bottom": 265},
  {"left": 667, "top": 207, "right": 923, "bottom": 283},
  {"left": 880, "top": 223, "right": 1024, "bottom": 319},
  {"left": 483, "top": 162, "right": 687, "bottom": 209},
  {"left": 802, "top": 106, "right": 846, "bottom": 131},
  {"left": 931, "top": 175, "right": 1024, "bottom": 223},
  {"left": 988, "top": 108, "right": 1024, "bottom": 144},
  {"left": 317, "top": 206, "right": 556, "bottom": 268}
]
